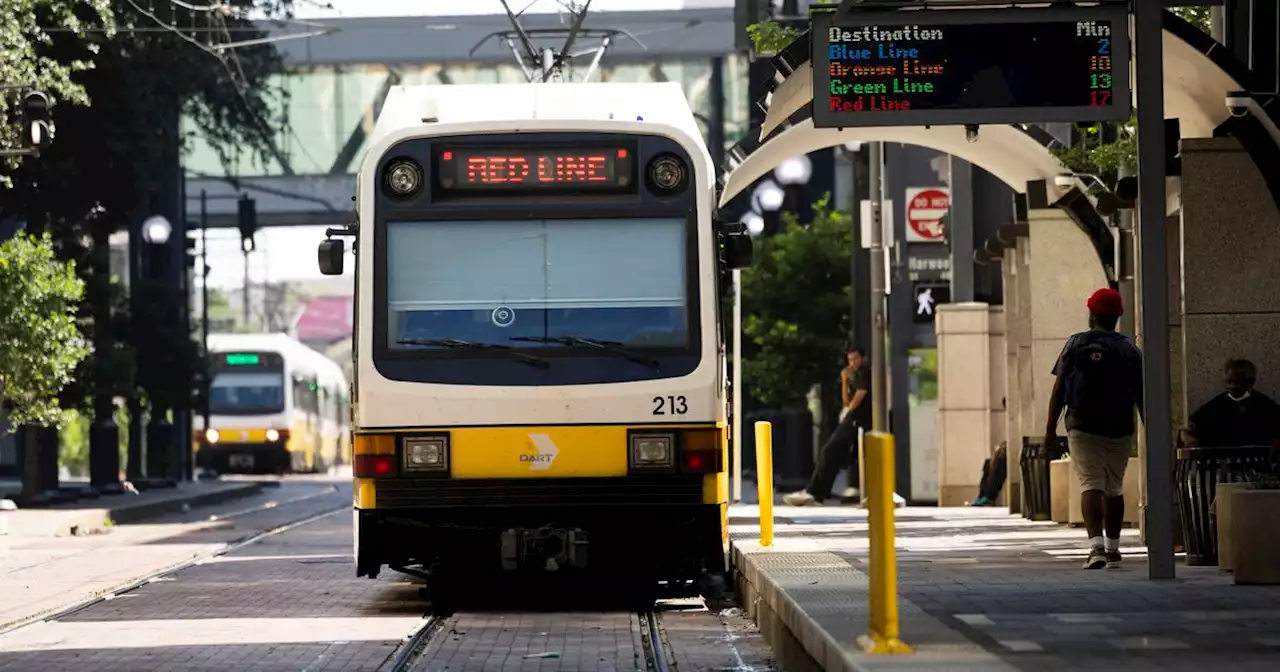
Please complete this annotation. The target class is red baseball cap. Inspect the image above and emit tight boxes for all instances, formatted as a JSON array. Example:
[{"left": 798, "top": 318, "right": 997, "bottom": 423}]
[{"left": 1087, "top": 288, "right": 1124, "bottom": 317}]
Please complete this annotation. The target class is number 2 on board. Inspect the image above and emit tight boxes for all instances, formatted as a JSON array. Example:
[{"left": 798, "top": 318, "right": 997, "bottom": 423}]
[{"left": 1097, "top": 38, "right": 1111, "bottom": 55}]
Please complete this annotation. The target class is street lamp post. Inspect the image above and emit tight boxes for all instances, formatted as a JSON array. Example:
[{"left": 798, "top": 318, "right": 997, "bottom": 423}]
[{"left": 141, "top": 215, "right": 177, "bottom": 486}]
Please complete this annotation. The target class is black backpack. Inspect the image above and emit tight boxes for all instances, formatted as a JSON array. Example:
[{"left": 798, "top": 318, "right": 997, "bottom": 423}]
[{"left": 1062, "top": 331, "right": 1135, "bottom": 430}]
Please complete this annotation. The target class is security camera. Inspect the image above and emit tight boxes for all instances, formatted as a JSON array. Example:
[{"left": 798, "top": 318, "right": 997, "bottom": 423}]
[
  {"left": 1226, "top": 91, "right": 1252, "bottom": 118},
  {"left": 1054, "top": 174, "right": 1075, "bottom": 189},
  {"left": 964, "top": 124, "right": 979, "bottom": 143}
]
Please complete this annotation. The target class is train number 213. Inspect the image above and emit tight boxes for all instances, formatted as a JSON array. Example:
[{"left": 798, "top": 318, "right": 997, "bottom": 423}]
[{"left": 652, "top": 395, "right": 688, "bottom": 415}]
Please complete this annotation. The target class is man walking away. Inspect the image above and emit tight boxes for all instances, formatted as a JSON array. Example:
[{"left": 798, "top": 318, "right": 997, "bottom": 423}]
[
  {"left": 1045, "top": 288, "right": 1144, "bottom": 570},
  {"left": 784, "top": 348, "right": 870, "bottom": 507}
]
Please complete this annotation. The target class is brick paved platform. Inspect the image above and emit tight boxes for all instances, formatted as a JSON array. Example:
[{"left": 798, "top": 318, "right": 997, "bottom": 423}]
[
  {"left": 1, "top": 480, "right": 264, "bottom": 537},
  {"left": 0, "top": 483, "right": 346, "bottom": 635},
  {"left": 728, "top": 503, "right": 1280, "bottom": 671}
]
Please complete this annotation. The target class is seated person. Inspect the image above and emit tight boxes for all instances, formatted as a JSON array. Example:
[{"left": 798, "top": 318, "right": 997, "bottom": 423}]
[
  {"left": 970, "top": 441, "right": 1008, "bottom": 507},
  {"left": 1180, "top": 359, "right": 1280, "bottom": 449}
]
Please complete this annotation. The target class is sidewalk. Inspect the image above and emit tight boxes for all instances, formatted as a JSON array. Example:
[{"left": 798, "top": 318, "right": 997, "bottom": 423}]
[
  {"left": 0, "top": 480, "right": 263, "bottom": 537},
  {"left": 727, "top": 500, "right": 1280, "bottom": 671},
  {"left": 0, "top": 480, "right": 346, "bottom": 634}
]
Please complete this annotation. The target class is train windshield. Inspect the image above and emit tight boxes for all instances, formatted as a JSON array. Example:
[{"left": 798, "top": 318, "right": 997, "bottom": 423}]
[
  {"left": 209, "top": 372, "right": 286, "bottom": 415},
  {"left": 385, "top": 217, "right": 689, "bottom": 350}
]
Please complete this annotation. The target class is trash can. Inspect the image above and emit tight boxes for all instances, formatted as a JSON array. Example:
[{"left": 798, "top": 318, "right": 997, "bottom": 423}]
[
  {"left": 767, "top": 408, "right": 814, "bottom": 493},
  {"left": 741, "top": 408, "right": 815, "bottom": 493},
  {"left": 1020, "top": 436, "right": 1064, "bottom": 521},
  {"left": 1175, "top": 446, "right": 1271, "bottom": 566}
]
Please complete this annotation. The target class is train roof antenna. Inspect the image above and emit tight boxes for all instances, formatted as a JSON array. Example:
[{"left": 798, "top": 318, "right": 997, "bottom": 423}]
[{"left": 476, "top": 0, "right": 626, "bottom": 83}]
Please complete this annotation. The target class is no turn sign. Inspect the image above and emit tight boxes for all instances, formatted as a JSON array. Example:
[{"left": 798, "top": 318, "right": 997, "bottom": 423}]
[{"left": 905, "top": 187, "right": 950, "bottom": 244}]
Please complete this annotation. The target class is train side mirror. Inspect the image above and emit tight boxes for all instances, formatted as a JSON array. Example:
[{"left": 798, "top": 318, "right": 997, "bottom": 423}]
[
  {"left": 723, "top": 232, "right": 754, "bottom": 269},
  {"left": 318, "top": 239, "right": 344, "bottom": 275},
  {"left": 716, "top": 220, "right": 754, "bottom": 270}
]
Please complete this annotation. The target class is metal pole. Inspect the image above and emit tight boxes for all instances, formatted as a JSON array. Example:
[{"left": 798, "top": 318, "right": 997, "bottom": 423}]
[
  {"left": 732, "top": 268, "right": 743, "bottom": 502},
  {"left": 1135, "top": 0, "right": 1175, "bottom": 580},
  {"left": 242, "top": 246, "right": 251, "bottom": 328},
  {"left": 849, "top": 148, "right": 860, "bottom": 346},
  {"left": 201, "top": 191, "right": 211, "bottom": 438},
  {"left": 868, "top": 142, "right": 888, "bottom": 433}
]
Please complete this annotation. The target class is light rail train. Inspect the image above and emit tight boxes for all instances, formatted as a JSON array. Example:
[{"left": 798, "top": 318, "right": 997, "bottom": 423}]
[
  {"left": 317, "top": 82, "right": 752, "bottom": 597},
  {"left": 195, "top": 333, "right": 351, "bottom": 475}
]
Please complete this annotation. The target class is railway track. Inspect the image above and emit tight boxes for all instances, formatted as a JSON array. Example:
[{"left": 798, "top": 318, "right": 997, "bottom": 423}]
[{"left": 380, "top": 607, "right": 674, "bottom": 672}]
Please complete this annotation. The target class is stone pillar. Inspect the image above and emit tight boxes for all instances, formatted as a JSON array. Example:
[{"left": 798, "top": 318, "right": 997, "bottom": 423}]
[
  {"left": 1002, "top": 241, "right": 1028, "bottom": 512},
  {"left": 935, "top": 302, "right": 992, "bottom": 506},
  {"left": 988, "top": 306, "right": 1008, "bottom": 468},
  {"left": 1179, "top": 137, "right": 1280, "bottom": 418},
  {"left": 1132, "top": 204, "right": 1184, "bottom": 543},
  {"left": 1027, "top": 209, "right": 1110, "bottom": 437}
]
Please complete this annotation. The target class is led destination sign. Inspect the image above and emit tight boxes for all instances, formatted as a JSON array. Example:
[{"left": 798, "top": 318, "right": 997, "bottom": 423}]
[
  {"left": 811, "top": 6, "right": 1131, "bottom": 128},
  {"left": 437, "top": 146, "right": 636, "bottom": 191}
]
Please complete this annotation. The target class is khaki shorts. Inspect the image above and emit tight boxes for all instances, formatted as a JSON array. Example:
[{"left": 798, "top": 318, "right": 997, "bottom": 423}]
[{"left": 1067, "top": 430, "right": 1133, "bottom": 497}]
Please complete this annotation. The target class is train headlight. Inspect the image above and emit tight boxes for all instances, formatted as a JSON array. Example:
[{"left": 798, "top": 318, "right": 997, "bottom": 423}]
[
  {"left": 266, "top": 429, "right": 280, "bottom": 442},
  {"left": 205, "top": 428, "right": 220, "bottom": 444},
  {"left": 629, "top": 433, "right": 674, "bottom": 469},
  {"left": 647, "top": 154, "right": 687, "bottom": 193},
  {"left": 403, "top": 436, "right": 449, "bottom": 472},
  {"left": 384, "top": 159, "right": 423, "bottom": 197}
]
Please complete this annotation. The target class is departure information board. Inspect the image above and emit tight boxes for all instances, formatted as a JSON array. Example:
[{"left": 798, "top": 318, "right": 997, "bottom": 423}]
[
  {"left": 811, "top": 6, "right": 1131, "bottom": 128},
  {"left": 436, "top": 146, "right": 636, "bottom": 192}
]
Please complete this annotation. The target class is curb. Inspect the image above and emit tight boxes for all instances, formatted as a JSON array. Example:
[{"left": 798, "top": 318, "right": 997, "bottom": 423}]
[
  {"left": 29, "top": 482, "right": 266, "bottom": 537},
  {"left": 731, "top": 541, "right": 867, "bottom": 672}
]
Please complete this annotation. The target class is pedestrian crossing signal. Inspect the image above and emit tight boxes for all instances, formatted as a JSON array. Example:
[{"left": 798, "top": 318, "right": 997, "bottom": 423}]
[{"left": 913, "top": 284, "right": 950, "bottom": 323}]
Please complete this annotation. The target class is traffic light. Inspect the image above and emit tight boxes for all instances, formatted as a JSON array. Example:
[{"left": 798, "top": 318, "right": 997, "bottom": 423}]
[
  {"left": 20, "top": 90, "right": 52, "bottom": 150},
  {"left": 237, "top": 196, "right": 257, "bottom": 252}
]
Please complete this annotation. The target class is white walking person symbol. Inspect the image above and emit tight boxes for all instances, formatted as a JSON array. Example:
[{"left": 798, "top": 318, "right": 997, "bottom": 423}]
[{"left": 917, "top": 288, "right": 935, "bottom": 316}]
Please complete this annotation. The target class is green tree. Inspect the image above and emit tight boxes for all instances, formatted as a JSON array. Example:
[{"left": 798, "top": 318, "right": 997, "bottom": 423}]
[
  {"left": 741, "top": 196, "right": 851, "bottom": 406},
  {"left": 1171, "top": 6, "right": 1211, "bottom": 34},
  {"left": 0, "top": 233, "right": 87, "bottom": 428},
  {"left": 3, "top": 1, "right": 296, "bottom": 434},
  {"left": 0, "top": 233, "right": 89, "bottom": 500},
  {"left": 0, "top": 0, "right": 114, "bottom": 179}
]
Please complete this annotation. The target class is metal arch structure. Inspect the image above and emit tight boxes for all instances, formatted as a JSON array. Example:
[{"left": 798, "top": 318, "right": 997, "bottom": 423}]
[{"left": 1161, "top": 12, "right": 1280, "bottom": 213}]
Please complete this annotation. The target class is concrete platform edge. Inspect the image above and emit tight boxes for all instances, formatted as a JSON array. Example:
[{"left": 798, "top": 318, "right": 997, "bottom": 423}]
[
  {"left": 730, "top": 541, "right": 864, "bottom": 672},
  {"left": 35, "top": 482, "right": 264, "bottom": 537}
]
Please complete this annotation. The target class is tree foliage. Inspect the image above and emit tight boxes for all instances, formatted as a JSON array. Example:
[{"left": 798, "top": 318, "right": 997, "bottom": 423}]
[
  {"left": 741, "top": 196, "right": 851, "bottom": 406},
  {"left": 0, "top": 0, "right": 115, "bottom": 180},
  {"left": 2, "top": 0, "right": 296, "bottom": 413},
  {"left": 0, "top": 233, "right": 89, "bottom": 431}
]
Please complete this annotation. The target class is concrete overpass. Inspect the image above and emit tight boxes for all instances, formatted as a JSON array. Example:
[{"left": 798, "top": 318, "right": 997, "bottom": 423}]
[{"left": 183, "top": 6, "right": 744, "bottom": 228}]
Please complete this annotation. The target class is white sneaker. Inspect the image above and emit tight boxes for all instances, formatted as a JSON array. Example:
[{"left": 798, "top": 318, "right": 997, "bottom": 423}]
[
  {"left": 841, "top": 487, "right": 860, "bottom": 499},
  {"left": 892, "top": 492, "right": 907, "bottom": 508},
  {"left": 782, "top": 491, "right": 817, "bottom": 507}
]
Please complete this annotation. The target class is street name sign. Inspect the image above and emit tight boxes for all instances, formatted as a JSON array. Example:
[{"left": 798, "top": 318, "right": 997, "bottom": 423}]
[{"left": 811, "top": 5, "right": 1132, "bottom": 128}]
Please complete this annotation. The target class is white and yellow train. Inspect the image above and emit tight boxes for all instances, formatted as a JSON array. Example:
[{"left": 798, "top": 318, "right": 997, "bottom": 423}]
[
  {"left": 195, "top": 333, "right": 351, "bottom": 475},
  {"left": 317, "top": 82, "right": 753, "bottom": 596}
]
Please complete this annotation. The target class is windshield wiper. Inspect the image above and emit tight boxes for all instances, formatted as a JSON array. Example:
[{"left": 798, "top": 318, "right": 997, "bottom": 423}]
[
  {"left": 509, "top": 335, "right": 660, "bottom": 370},
  {"left": 396, "top": 338, "right": 550, "bottom": 369}
]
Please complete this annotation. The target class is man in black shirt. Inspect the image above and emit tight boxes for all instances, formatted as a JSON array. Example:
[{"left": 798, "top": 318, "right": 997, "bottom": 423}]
[
  {"left": 1045, "top": 288, "right": 1144, "bottom": 570},
  {"left": 784, "top": 347, "right": 870, "bottom": 507},
  {"left": 1180, "top": 359, "right": 1280, "bottom": 450}
]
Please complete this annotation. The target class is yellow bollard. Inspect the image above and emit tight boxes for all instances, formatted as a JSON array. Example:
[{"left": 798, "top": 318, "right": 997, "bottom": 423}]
[
  {"left": 859, "top": 431, "right": 913, "bottom": 654},
  {"left": 754, "top": 420, "right": 774, "bottom": 547}
]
